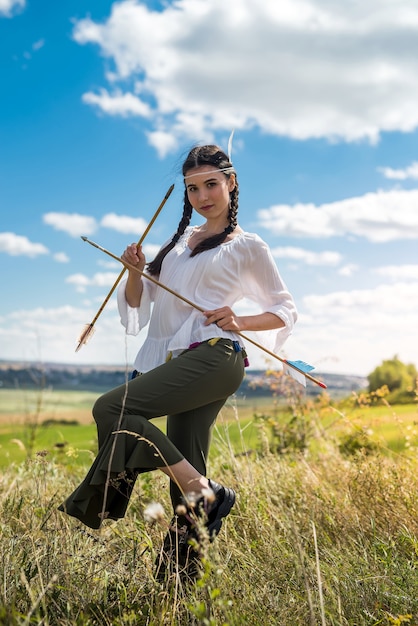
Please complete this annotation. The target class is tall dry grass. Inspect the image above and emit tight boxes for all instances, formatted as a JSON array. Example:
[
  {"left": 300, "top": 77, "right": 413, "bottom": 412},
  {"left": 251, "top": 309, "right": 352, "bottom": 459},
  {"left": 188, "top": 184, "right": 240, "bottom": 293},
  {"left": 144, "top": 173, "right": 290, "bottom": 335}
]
[{"left": 0, "top": 396, "right": 417, "bottom": 625}]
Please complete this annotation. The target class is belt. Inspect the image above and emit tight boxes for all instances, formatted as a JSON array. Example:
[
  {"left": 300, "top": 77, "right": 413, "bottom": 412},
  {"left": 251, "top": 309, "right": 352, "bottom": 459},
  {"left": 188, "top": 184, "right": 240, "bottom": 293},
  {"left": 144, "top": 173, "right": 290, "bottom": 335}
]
[
  {"left": 187, "top": 338, "right": 249, "bottom": 367},
  {"left": 130, "top": 337, "right": 249, "bottom": 380}
]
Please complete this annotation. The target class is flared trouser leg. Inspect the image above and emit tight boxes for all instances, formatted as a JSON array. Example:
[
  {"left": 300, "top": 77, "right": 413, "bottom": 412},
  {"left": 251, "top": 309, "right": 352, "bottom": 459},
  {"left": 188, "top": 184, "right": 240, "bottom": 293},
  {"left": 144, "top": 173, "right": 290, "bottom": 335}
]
[
  {"left": 59, "top": 339, "right": 244, "bottom": 529},
  {"left": 167, "top": 399, "right": 226, "bottom": 509}
]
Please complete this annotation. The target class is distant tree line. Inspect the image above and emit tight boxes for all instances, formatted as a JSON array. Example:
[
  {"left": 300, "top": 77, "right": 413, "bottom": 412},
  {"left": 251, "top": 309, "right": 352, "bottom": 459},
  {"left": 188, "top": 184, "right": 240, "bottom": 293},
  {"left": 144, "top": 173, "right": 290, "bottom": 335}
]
[
  {"left": 367, "top": 355, "right": 417, "bottom": 404},
  {"left": 0, "top": 363, "right": 367, "bottom": 398},
  {"left": 0, "top": 367, "right": 129, "bottom": 392}
]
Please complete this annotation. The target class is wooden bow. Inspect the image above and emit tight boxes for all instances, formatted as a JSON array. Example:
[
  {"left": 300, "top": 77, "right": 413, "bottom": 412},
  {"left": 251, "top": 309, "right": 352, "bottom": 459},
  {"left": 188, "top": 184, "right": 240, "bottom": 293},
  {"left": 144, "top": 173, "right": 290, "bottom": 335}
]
[{"left": 75, "top": 184, "right": 174, "bottom": 351}]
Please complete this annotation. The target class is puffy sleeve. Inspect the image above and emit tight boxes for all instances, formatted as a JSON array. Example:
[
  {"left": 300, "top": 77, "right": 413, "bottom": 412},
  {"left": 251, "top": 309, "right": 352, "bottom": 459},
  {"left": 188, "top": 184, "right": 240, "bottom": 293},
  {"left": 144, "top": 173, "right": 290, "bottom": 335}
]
[
  {"left": 117, "top": 233, "right": 178, "bottom": 336},
  {"left": 117, "top": 274, "right": 157, "bottom": 336},
  {"left": 238, "top": 234, "right": 298, "bottom": 351}
]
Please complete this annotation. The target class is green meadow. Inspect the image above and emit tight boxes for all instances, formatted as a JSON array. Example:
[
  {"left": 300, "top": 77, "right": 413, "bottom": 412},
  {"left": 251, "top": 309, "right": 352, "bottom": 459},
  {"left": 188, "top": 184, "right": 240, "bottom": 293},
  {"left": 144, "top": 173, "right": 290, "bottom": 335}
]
[
  {"left": 0, "top": 388, "right": 416, "bottom": 466},
  {"left": 0, "top": 385, "right": 417, "bottom": 624}
]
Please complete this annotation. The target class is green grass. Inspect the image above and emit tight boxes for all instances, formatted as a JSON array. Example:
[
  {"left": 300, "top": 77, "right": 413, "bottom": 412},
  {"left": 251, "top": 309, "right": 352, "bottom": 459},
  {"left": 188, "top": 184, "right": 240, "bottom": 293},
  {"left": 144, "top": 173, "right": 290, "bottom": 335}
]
[
  {"left": 0, "top": 422, "right": 417, "bottom": 624},
  {"left": 0, "top": 388, "right": 264, "bottom": 468},
  {"left": 0, "top": 383, "right": 417, "bottom": 623},
  {"left": 0, "top": 387, "right": 417, "bottom": 468},
  {"left": 5, "top": 380, "right": 418, "bottom": 626},
  {"left": 0, "top": 423, "right": 97, "bottom": 467},
  {"left": 0, "top": 388, "right": 101, "bottom": 414}
]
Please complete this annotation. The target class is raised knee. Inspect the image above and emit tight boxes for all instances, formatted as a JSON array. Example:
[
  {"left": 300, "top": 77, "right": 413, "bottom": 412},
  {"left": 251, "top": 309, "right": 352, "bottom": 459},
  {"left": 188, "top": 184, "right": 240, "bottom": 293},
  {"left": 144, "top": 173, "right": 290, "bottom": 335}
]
[{"left": 92, "top": 393, "right": 107, "bottom": 423}]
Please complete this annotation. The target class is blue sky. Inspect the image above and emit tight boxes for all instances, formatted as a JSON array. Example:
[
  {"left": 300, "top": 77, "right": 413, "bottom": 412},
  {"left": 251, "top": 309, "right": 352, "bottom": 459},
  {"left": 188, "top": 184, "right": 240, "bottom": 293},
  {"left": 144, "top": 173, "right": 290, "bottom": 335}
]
[{"left": 1, "top": 0, "right": 418, "bottom": 380}]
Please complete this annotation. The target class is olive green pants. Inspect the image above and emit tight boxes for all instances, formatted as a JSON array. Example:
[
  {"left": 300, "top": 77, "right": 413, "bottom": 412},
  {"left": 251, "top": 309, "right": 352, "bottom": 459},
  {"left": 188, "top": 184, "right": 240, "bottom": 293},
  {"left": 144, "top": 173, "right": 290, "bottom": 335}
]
[{"left": 59, "top": 339, "right": 245, "bottom": 529}]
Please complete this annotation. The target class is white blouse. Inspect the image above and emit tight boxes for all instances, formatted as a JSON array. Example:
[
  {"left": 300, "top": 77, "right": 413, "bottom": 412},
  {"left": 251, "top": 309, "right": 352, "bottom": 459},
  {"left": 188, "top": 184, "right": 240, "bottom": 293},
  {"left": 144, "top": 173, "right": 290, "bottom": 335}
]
[{"left": 117, "top": 227, "right": 297, "bottom": 373}]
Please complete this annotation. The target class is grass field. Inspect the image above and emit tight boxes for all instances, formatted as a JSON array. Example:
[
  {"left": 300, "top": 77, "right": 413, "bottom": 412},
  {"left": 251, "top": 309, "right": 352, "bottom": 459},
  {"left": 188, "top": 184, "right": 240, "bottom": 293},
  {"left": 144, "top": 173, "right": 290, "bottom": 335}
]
[
  {"left": 0, "top": 387, "right": 417, "bottom": 467},
  {"left": 0, "top": 382, "right": 417, "bottom": 625},
  {"left": 0, "top": 388, "right": 98, "bottom": 423},
  {"left": 0, "top": 389, "right": 262, "bottom": 468}
]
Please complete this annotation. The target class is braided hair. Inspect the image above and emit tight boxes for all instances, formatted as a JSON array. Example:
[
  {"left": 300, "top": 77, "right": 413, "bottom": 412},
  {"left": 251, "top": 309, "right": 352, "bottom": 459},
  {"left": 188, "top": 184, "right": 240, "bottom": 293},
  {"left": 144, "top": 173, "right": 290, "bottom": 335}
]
[{"left": 147, "top": 145, "right": 239, "bottom": 276}]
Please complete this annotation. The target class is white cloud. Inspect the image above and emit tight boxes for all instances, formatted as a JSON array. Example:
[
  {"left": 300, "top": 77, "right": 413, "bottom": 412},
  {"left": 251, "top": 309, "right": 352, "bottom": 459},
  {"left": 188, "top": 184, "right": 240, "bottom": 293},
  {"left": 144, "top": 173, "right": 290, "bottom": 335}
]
[
  {"left": 378, "top": 161, "right": 418, "bottom": 180},
  {"left": 43, "top": 213, "right": 98, "bottom": 238},
  {"left": 283, "top": 281, "right": 418, "bottom": 376},
  {"left": 66, "top": 272, "right": 119, "bottom": 293},
  {"left": 257, "top": 188, "right": 418, "bottom": 242},
  {"left": 65, "top": 273, "right": 91, "bottom": 291},
  {"left": 53, "top": 252, "right": 70, "bottom": 263},
  {"left": 303, "top": 282, "right": 418, "bottom": 315},
  {"left": 73, "top": 0, "right": 418, "bottom": 154},
  {"left": 97, "top": 259, "right": 120, "bottom": 269},
  {"left": 373, "top": 264, "right": 418, "bottom": 281},
  {"left": 32, "top": 39, "right": 45, "bottom": 51},
  {"left": 271, "top": 246, "right": 342, "bottom": 266},
  {"left": 0, "top": 232, "right": 48, "bottom": 257},
  {"left": 338, "top": 264, "right": 359, "bottom": 277},
  {"left": 0, "top": 0, "right": 25, "bottom": 18},
  {"left": 147, "top": 130, "right": 182, "bottom": 159},
  {"left": 0, "top": 304, "right": 139, "bottom": 366},
  {"left": 1, "top": 282, "right": 417, "bottom": 377},
  {"left": 101, "top": 213, "right": 148, "bottom": 234},
  {"left": 89, "top": 272, "right": 119, "bottom": 286},
  {"left": 82, "top": 88, "right": 151, "bottom": 118},
  {"left": 142, "top": 243, "right": 161, "bottom": 260}
]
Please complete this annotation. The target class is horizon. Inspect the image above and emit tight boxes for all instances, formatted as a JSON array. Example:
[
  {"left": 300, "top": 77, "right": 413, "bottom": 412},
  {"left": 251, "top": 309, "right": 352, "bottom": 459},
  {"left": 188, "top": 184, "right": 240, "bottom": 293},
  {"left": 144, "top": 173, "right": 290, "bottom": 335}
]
[{"left": 0, "top": 356, "right": 370, "bottom": 381}]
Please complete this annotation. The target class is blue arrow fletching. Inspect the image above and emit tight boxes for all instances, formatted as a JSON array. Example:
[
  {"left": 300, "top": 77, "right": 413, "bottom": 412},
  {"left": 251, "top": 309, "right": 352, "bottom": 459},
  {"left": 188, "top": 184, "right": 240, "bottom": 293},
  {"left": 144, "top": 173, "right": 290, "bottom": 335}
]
[{"left": 285, "top": 359, "right": 315, "bottom": 373}]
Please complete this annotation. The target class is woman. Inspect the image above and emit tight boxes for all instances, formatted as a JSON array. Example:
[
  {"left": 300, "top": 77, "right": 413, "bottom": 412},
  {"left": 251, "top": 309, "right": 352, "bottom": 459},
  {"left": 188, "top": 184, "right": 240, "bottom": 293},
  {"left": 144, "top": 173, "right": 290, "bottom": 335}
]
[{"left": 59, "top": 144, "right": 297, "bottom": 579}]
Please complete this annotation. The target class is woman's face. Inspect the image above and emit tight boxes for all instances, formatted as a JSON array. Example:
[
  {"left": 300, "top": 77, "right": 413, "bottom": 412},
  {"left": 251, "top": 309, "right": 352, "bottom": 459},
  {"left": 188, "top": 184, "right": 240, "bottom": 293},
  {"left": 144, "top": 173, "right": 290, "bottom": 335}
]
[{"left": 184, "top": 165, "right": 235, "bottom": 222}]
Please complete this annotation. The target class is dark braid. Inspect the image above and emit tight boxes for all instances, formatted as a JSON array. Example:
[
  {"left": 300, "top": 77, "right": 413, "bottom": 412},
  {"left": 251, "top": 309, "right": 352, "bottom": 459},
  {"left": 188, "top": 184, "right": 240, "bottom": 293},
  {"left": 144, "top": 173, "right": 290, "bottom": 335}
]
[
  {"left": 147, "top": 144, "right": 239, "bottom": 274},
  {"left": 147, "top": 197, "right": 192, "bottom": 275}
]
